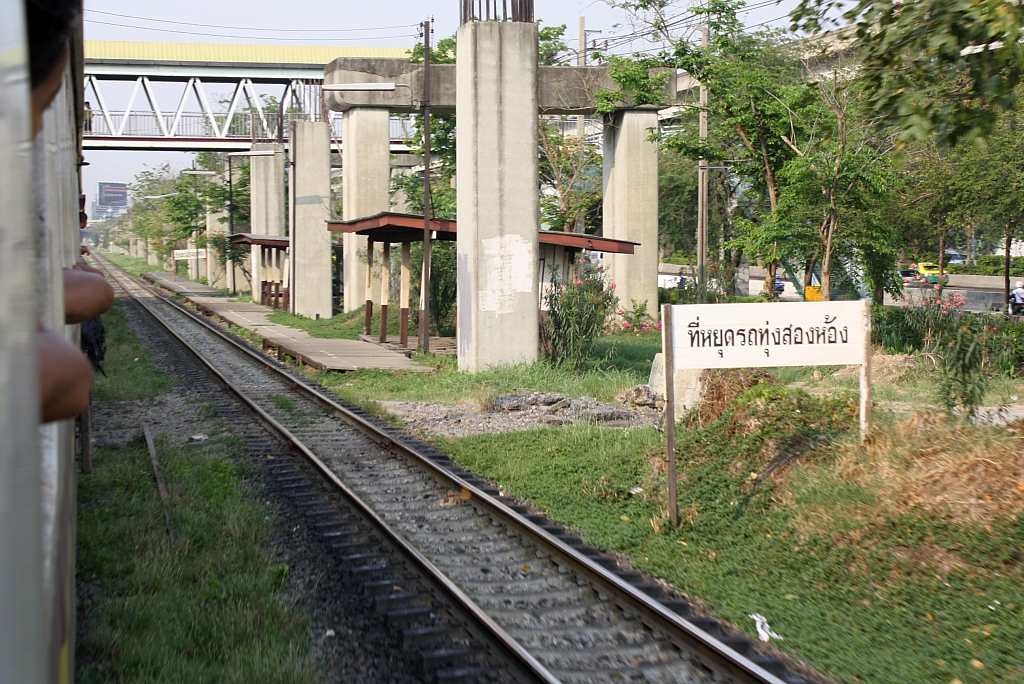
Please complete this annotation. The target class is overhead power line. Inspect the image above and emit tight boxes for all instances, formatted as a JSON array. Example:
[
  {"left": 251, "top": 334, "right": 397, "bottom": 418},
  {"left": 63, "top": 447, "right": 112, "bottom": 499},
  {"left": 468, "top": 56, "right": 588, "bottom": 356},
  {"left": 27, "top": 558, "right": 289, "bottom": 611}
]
[
  {"left": 84, "top": 9, "right": 418, "bottom": 34},
  {"left": 84, "top": 19, "right": 417, "bottom": 42},
  {"left": 596, "top": 0, "right": 779, "bottom": 53}
]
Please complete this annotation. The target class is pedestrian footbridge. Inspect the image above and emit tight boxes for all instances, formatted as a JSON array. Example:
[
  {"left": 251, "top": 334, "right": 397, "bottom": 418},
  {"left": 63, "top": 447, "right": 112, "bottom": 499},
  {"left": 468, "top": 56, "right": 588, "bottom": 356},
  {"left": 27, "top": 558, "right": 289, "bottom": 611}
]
[{"left": 83, "top": 41, "right": 416, "bottom": 151}]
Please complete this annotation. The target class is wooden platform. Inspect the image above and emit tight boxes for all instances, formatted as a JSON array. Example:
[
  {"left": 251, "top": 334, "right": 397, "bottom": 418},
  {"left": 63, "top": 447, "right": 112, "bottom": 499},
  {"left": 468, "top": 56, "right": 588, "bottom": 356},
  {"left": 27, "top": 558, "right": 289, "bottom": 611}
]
[
  {"left": 143, "top": 272, "right": 224, "bottom": 297},
  {"left": 141, "top": 273, "right": 430, "bottom": 373},
  {"left": 358, "top": 334, "right": 456, "bottom": 357}
]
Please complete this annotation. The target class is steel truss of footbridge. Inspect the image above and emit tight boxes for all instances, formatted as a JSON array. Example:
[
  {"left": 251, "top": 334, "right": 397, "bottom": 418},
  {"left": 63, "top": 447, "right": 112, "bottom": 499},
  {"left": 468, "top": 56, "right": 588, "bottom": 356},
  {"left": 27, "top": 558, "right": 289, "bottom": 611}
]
[{"left": 83, "top": 42, "right": 415, "bottom": 152}]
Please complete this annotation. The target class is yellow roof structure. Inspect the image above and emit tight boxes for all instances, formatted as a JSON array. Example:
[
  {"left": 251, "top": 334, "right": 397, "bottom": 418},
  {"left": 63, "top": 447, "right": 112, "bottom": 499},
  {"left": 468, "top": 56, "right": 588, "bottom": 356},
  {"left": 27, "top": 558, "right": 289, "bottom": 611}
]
[{"left": 84, "top": 41, "right": 409, "bottom": 64}]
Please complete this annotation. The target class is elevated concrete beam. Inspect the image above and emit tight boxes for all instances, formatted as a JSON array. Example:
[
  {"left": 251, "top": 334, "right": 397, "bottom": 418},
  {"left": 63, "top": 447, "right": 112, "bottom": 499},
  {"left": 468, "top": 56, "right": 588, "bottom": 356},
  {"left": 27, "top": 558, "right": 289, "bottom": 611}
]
[
  {"left": 456, "top": 21, "right": 539, "bottom": 372},
  {"left": 324, "top": 58, "right": 672, "bottom": 115},
  {"left": 290, "top": 121, "right": 333, "bottom": 319}
]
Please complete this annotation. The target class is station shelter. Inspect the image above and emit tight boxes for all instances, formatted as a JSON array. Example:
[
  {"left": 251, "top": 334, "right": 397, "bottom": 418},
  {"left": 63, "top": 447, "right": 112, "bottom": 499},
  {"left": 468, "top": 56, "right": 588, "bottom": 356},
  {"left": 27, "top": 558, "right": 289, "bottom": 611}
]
[
  {"left": 327, "top": 212, "right": 639, "bottom": 350},
  {"left": 228, "top": 233, "right": 290, "bottom": 309}
]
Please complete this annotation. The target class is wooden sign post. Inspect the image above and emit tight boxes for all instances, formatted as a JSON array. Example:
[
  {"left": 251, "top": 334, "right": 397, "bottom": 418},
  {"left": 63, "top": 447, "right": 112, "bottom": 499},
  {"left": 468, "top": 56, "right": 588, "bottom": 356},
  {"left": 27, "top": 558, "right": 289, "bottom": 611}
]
[
  {"left": 661, "top": 305, "right": 678, "bottom": 525},
  {"left": 661, "top": 299, "right": 872, "bottom": 524}
]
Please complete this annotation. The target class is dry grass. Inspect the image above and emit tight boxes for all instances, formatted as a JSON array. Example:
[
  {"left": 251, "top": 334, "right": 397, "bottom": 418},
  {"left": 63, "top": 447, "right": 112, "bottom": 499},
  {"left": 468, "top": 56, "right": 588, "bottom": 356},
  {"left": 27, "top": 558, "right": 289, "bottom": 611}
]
[
  {"left": 688, "top": 369, "right": 776, "bottom": 429},
  {"left": 832, "top": 412, "right": 1024, "bottom": 525},
  {"left": 477, "top": 382, "right": 499, "bottom": 412},
  {"left": 832, "top": 350, "right": 918, "bottom": 381}
]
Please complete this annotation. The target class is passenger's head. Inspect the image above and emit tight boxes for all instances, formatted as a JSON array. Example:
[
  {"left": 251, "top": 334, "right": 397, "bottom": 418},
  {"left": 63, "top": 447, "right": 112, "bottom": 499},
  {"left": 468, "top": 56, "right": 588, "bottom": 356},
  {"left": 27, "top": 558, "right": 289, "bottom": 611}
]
[
  {"left": 25, "top": 0, "right": 82, "bottom": 137},
  {"left": 1017, "top": 281, "right": 1023, "bottom": 289}
]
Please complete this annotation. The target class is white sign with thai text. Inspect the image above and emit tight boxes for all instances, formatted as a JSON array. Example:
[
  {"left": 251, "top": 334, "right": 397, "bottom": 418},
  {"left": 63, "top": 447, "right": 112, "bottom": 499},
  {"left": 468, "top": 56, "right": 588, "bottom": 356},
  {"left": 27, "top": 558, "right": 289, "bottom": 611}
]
[
  {"left": 667, "top": 300, "right": 869, "bottom": 369},
  {"left": 172, "top": 248, "right": 204, "bottom": 261}
]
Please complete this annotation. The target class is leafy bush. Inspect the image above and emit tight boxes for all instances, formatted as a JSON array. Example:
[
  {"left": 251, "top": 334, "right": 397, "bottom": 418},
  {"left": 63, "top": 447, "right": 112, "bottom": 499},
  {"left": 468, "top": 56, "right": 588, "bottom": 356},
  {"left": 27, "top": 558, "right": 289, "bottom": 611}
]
[
  {"left": 615, "top": 299, "right": 658, "bottom": 332},
  {"left": 934, "top": 321, "right": 993, "bottom": 418},
  {"left": 541, "top": 266, "right": 618, "bottom": 370},
  {"left": 658, "top": 286, "right": 762, "bottom": 305},
  {"left": 872, "top": 305, "right": 923, "bottom": 354},
  {"left": 880, "top": 289, "right": 1024, "bottom": 415}
]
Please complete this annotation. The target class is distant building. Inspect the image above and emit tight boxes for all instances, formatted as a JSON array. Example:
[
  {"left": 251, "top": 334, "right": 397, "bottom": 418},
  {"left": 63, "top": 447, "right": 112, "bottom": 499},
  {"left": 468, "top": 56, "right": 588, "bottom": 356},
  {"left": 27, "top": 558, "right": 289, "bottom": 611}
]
[{"left": 91, "top": 181, "right": 128, "bottom": 221}]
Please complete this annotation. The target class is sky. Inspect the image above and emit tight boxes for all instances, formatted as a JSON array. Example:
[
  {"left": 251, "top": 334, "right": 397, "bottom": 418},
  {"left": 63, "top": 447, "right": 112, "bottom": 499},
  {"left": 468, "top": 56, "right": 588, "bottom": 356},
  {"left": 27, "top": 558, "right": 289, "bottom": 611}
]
[{"left": 80, "top": 0, "right": 801, "bottom": 213}]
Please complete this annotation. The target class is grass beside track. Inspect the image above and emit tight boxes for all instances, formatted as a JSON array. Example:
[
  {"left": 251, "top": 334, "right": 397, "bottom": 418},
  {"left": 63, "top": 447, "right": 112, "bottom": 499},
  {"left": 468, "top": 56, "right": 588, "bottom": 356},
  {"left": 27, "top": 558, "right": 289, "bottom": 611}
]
[
  {"left": 100, "top": 252, "right": 155, "bottom": 278},
  {"left": 282, "top": 307, "right": 663, "bottom": 404},
  {"left": 77, "top": 298, "right": 319, "bottom": 684},
  {"left": 436, "top": 383, "right": 1024, "bottom": 684}
]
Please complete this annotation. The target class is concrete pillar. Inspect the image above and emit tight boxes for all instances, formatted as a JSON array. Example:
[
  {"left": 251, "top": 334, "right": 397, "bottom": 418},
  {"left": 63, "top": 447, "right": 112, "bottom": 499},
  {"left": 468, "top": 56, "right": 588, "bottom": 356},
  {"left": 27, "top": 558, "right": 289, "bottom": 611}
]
[
  {"left": 290, "top": 121, "right": 333, "bottom": 319},
  {"left": 187, "top": 237, "right": 199, "bottom": 281},
  {"left": 602, "top": 109, "right": 659, "bottom": 319},
  {"left": 250, "top": 143, "right": 285, "bottom": 295},
  {"left": 341, "top": 108, "right": 391, "bottom": 312},
  {"left": 129, "top": 237, "right": 138, "bottom": 258},
  {"left": 206, "top": 176, "right": 227, "bottom": 288},
  {"left": 147, "top": 241, "right": 158, "bottom": 266},
  {"left": 390, "top": 153, "right": 422, "bottom": 214},
  {"left": 456, "top": 20, "right": 540, "bottom": 372}
]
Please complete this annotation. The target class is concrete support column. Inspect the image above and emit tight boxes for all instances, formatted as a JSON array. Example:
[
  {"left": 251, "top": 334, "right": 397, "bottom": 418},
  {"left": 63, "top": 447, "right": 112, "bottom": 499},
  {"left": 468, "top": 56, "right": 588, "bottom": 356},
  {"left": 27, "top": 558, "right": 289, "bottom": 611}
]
[
  {"left": 290, "top": 121, "right": 333, "bottom": 319},
  {"left": 341, "top": 107, "right": 391, "bottom": 312},
  {"left": 390, "top": 153, "right": 422, "bottom": 213},
  {"left": 456, "top": 20, "right": 540, "bottom": 372},
  {"left": 602, "top": 109, "right": 659, "bottom": 318},
  {"left": 187, "top": 237, "right": 199, "bottom": 281},
  {"left": 147, "top": 241, "right": 158, "bottom": 266},
  {"left": 250, "top": 143, "right": 285, "bottom": 295},
  {"left": 205, "top": 174, "right": 228, "bottom": 288}
]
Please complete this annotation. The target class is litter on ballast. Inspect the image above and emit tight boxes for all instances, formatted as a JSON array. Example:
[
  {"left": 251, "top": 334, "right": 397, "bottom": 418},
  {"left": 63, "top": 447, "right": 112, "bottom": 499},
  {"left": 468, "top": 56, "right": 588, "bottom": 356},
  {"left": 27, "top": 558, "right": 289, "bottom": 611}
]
[{"left": 749, "top": 613, "right": 783, "bottom": 642}]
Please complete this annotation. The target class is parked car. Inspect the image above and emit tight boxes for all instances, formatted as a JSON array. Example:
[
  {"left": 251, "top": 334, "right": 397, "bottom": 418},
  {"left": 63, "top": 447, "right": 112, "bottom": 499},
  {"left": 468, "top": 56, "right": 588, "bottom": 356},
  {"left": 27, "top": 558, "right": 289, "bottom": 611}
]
[
  {"left": 944, "top": 249, "right": 965, "bottom": 265},
  {"left": 897, "top": 268, "right": 918, "bottom": 287}
]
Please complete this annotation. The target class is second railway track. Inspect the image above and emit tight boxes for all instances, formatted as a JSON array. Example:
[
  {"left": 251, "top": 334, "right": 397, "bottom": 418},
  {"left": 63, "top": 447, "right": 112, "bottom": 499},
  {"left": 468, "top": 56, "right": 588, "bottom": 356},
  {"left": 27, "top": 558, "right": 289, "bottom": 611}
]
[{"left": 96, "top": 254, "right": 813, "bottom": 684}]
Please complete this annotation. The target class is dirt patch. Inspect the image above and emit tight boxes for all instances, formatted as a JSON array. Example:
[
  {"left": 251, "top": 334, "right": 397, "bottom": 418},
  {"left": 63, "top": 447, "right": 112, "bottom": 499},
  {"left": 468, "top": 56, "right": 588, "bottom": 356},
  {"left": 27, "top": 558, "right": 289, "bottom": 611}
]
[
  {"left": 380, "top": 395, "right": 660, "bottom": 438},
  {"left": 891, "top": 543, "right": 971, "bottom": 576},
  {"left": 833, "top": 350, "right": 917, "bottom": 381}
]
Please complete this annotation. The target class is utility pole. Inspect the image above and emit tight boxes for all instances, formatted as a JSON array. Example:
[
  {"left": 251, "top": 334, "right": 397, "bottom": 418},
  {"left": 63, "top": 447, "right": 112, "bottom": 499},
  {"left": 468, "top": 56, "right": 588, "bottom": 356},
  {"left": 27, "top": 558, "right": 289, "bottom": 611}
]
[
  {"left": 577, "top": 16, "right": 586, "bottom": 139},
  {"left": 697, "top": 23, "right": 709, "bottom": 302},
  {"left": 419, "top": 18, "right": 433, "bottom": 353}
]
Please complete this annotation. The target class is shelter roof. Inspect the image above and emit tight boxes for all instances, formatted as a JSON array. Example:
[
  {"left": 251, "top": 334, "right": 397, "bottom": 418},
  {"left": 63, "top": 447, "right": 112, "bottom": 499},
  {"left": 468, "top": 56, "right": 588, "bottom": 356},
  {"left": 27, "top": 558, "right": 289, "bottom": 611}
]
[
  {"left": 84, "top": 41, "right": 409, "bottom": 66},
  {"left": 228, "top": 233, "right": 290, "bottom": 248},
  {"left": 327, "top": 212, "right": 638, "bottom": 254}
]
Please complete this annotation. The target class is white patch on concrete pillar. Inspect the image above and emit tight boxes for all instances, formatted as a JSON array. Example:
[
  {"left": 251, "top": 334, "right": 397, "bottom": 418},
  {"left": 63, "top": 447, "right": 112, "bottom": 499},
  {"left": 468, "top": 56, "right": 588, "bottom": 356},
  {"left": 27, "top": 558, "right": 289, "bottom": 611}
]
[{"left": 479, "top": 234, "right": 535, "bottom": 314}]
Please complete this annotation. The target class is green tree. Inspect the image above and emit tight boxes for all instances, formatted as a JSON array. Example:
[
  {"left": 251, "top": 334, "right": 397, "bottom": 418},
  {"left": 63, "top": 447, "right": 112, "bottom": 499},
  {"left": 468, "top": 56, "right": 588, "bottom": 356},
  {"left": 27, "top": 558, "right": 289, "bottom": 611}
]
[
  {"left": 792, "top": 0, "right": 1024, "bottom": 147},
  {"left": 539, "top": 119, "right": 603, "bottom": 232}
]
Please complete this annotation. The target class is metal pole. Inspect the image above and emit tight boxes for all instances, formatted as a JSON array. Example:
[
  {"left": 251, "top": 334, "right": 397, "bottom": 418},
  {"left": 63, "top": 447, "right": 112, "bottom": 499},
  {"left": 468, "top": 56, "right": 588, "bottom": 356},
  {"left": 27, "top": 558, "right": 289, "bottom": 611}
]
[
  {"left": 227, "top": 155, "right": 235, "bottom": 235},
  {"left": 577, "top": 16, "right": 586, "bottom": 139},
  {"left": 859, "top": 298, "right": 872, "bottom": 443},
  {"left": 697, "top": 23, "right": 709, "bottom": 303},
  {"left": 419, "top": 19, "right": 433, "bottom": 353},
  {"left": 662, "top": 304, "right": 678, "bottom": 525}
]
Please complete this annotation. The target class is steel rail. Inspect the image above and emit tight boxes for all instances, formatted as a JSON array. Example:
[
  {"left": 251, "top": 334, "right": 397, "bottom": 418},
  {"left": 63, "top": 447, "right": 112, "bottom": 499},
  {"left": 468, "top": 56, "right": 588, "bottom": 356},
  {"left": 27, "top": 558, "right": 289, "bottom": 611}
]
[
  {"left": 99, "top": 256, "right": 790, "bottom": 684},
  {"left": 98, "top": 259, "right": 556, "bottom": 684}
]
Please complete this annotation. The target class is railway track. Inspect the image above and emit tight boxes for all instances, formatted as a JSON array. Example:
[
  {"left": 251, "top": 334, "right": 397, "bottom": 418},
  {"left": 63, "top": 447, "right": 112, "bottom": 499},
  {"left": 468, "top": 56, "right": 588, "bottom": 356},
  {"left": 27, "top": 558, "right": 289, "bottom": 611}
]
[{"left": 96, "top": 255, "right": 813, "bottom": 684}]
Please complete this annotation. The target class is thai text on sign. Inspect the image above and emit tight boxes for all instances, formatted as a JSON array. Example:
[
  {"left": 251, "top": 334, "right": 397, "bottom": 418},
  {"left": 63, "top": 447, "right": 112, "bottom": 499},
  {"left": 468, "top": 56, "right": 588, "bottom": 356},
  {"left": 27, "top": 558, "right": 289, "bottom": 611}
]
[
  {"left": 667, "top": 300, "right": 870, "bottom": 369},
  {"left": 172, "top": 248, "right": 204, "bottom": 261}
]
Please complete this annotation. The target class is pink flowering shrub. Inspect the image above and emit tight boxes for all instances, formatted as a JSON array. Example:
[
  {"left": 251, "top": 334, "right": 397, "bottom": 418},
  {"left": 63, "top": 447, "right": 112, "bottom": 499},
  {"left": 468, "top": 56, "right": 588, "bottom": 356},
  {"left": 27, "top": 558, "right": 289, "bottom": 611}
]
[
  {"left": 618, "top": 299, "right": 655, "bottom": 333},
  {"left": 540, "top": 267, "right": 618, "bottom": 369}
]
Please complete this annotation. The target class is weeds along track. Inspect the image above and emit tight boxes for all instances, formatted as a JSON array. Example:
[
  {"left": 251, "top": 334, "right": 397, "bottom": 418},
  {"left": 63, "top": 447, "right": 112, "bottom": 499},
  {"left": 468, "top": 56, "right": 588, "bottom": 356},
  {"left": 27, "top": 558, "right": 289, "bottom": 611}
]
[{"left": 97, "top": 256, "right": 805, "bottom": 684}]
